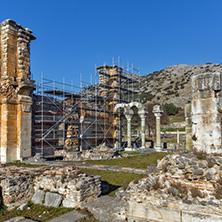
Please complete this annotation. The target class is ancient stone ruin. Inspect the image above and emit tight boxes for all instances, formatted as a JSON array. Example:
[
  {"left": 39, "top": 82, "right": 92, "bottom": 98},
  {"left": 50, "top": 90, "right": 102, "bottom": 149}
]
[
  {"left": 116, "top": 153, "right": 222, "bottom": 221},
  {"left": 0, "top": 164, "right": 101, "bottom": 208},
  {"left": 0, "top": 19, "right": 35, "bottom": 163}
]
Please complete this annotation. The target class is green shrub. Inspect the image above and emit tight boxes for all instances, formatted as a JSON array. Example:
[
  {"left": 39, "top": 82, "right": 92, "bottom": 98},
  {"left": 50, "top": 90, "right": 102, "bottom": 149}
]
[{"left": 164, "top": 103, "right": 180, "bottom": 115}]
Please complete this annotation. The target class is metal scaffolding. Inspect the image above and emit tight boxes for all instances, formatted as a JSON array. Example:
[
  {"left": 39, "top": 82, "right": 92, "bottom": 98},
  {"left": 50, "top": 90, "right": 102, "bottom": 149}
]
[{"left": 33, "top": 58, "right": 140, "bottom": 157}]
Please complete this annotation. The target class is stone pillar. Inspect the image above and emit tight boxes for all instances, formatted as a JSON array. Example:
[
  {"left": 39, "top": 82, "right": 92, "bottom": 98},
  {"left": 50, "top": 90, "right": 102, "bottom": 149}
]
[
  {"left": 153, "top": 105, "right": 163, "bottom": 152},
  {"left": 185, "top": 103, "right": 192, "bottom": 152},
  {"left": 125, "top": 110, "right": 133, "bottom": 149},
  {"left": 0, "top": 19, "right": 35, "bottom": 163},
  {"left": 192, "top": 72, "right": 222, "bottom": 154},
  {"left": 138, "top": 109, "right": 148, "bottom": 149}
]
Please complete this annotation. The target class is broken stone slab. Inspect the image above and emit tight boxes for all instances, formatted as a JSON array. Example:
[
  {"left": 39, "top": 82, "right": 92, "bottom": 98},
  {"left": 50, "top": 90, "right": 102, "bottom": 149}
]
[
  {"left": 4, "top": 217, "right": 38, "bottom": 222},
  {"left": 31, "top": 189, "right": 45, "bottom": 205},
  {"left": 17, "top": 203, "right": 28, "bottom": 211},
  {"left": 44, "top": 192, "right": 63, "bottom": 208},
  {"left": 81, "top": 196, "right": 126, "bottom": 222},
  {"left": 48, "top": 210, "right": 87, "bottom": 222}
]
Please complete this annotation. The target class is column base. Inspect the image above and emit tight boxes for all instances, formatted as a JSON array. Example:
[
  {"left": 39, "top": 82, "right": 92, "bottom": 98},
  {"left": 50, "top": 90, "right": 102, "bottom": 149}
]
[
  {"left": 155, "top": 146, "right": 163, "bottom": 152},
  {"left": 140, "top": 146, "right": 146, "bottom": 149}
]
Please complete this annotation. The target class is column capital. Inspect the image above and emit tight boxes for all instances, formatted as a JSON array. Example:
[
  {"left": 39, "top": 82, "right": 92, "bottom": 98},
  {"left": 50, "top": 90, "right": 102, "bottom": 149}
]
[{"left": 152, "top": 105, "right": 163, "bottom": 118}]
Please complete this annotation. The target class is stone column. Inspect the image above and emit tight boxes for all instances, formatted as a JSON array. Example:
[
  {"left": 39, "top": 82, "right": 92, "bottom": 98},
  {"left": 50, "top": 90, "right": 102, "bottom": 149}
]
[
  {"left": 153, "top": 105, "right": 163, "bottom": 152},
  {"left": 177, "top": 130, "right": 180, "bottom": 144},
  {"left": 138, "top": 109, "right": 148, "bottom": 149},
  {"left": 125, "top": 110, "right": 133, "bottom": 149},
  {"left": 185, "top": 103, "right": 192, "bottom": 152}
]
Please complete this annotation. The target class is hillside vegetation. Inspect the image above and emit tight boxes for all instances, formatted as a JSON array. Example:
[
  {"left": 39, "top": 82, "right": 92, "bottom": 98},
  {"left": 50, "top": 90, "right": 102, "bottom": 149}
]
[{"left": 140, "top": 63, "right": 222, "bottom": 107}]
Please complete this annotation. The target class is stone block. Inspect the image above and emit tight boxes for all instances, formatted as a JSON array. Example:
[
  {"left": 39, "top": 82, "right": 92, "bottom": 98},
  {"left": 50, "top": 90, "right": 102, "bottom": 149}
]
[
  {"left": 44, "top": 192, "right": 63, "bottom": 208},
  {"left": 31, "top": 189, "right": 45, "bottom": 205},
  {"left": 127, "top": 201, "right": 181, "bottom": 222},
  {"left": 182, "top": 210, "right": 222, "bottom": 222},
  {"left": 62, "top": 200, "right": 77, "bottom": 208}
]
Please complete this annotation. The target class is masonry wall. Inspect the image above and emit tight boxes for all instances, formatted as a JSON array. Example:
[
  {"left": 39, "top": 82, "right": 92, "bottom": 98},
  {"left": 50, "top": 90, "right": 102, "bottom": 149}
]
[
  {"left": 192, "top": 72, "right": 222, "bottom": 154},
  {"left": 0, "top": 19, "right": 35, "bottom": 163}
]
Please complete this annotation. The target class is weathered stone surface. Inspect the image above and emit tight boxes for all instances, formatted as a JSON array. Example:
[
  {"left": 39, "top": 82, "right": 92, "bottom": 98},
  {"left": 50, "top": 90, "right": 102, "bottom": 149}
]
[
  {"left": 0, "top": 19, "right": 35, "bottom": 163},
  {"left": 17, "top": 203, "right": 28, "bottom": 211},
  {"left": 0, "top": 165, "right": 101, "bottom": 208},
  {"left": 62, "top": 200, "right": 77, "bottom": 208},
  {"left": 117, "top": 153, "right": 222, "bottom": 222},
  {"left": 82, "top": 196, "right": 126, "bottom": 222},
  {"left": 192, "top": 72, "right": 222, "bottom": 154},
  {"left": 34, "top": 165, "right": 101, "bottom": 207},
  {"left": 44, "top": 192, "right": 63, "bottom": 208},
  {"left": 31, "top": 189, "right": 45, "bottom": 205},
  {"left": 48, "top": 210, "right": 87, "bottom": 222},
  {"left": 4, "top": 217, "right": 38, "bottom": 222},
  {"left": 127, "top": 201, "right": 180, "bottom": 222}
]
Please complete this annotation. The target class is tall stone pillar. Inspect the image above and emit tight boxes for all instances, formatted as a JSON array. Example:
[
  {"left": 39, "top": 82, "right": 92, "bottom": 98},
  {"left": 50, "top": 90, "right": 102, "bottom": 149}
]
[
  {"left": 125, "top": 109, "right": 133, "bottom": 149},
  {"left": 192, "top": 72, "right": 222, "bottom": 154},
  {"left": 0, "top": 19, "right": 35, "bottom": 163},
  {"left": 185, "top": 103, "right": 192, "bottom": 152},
  {"left": 138, "top": 109, "right": 148, "bottom": 149},
  {"left": 153, "top": 105, "right": 163, "bottom": 152}
]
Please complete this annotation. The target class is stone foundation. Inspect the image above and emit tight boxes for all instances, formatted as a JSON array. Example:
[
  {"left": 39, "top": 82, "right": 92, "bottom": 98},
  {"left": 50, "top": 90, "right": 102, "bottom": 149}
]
[
  {"left": 116, "top": 153, "right": 222, "bottom": 222},
  {"left": 0, "top": 164, "right": 101, "bottom": 207}
]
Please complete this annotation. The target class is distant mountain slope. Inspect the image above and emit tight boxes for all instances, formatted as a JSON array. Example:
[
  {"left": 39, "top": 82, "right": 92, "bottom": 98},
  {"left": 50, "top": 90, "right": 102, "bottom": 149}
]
[{"left": 140, "top": 63, "right": 222, "bottom": 108}]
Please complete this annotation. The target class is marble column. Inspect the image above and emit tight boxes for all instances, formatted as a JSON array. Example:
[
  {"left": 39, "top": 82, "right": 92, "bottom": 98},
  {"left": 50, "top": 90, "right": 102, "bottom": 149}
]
[
  {"left": 138, "top": 109, "right": 148, "bottom": 149},
  {"left": 153, "top": 105, "right": 163, "bottom": 152},
  {"left": 125, "top": 109, "right": 133, "bottom": 148}
]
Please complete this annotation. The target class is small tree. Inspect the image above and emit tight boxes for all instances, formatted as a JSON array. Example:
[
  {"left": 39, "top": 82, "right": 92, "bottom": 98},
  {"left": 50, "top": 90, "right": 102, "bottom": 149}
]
[{"left": 164, "top": 103, "right": 180, "bottom": 116}]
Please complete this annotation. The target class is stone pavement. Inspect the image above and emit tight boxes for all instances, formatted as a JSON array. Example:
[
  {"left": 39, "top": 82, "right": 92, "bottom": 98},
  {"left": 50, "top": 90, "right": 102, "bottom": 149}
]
[{"left": 54, "top": 162, "right": 148, "bottom": 174}]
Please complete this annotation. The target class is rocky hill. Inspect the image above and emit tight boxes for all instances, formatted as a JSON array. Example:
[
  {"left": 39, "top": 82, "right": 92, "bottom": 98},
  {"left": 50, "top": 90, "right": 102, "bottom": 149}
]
[{"left": 140, "top": 63, "right": 222, "bottom": 108}]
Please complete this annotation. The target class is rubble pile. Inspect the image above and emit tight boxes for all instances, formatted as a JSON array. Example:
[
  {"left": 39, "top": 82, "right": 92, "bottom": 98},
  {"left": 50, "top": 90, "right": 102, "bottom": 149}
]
[
  {"left": 0, "top": 164, "right": 46, "bottom": 205},
  {"left": 56, "top": 143, "right": 122, "bottom": 160},
  {"left": 81, "top": 144, "right": 121, "bottom": 160},
  {"left": 116, "top": 153, "right": 222, "bottom": 219},
  {"left": 34, "top": 165, "right": 101, "bottom": 207},
  {"left": 0, "top": 164, "right": 101, "bottom": 208}
]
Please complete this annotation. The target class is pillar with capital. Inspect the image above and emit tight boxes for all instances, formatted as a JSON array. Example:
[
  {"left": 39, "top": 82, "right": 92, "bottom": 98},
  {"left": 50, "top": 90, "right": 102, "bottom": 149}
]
[
  {"left": 138, "top": 109, "right": 148, "bottom": 149},
  {"left": 153, "top": 105, "right": 163, "bottom": 152}
]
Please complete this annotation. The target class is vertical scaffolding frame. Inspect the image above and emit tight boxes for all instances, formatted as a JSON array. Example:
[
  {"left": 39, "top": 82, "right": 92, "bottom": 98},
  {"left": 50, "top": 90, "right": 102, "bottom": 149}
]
[{"left": 33, "top": 58, "right": 140, "bottom": 157}]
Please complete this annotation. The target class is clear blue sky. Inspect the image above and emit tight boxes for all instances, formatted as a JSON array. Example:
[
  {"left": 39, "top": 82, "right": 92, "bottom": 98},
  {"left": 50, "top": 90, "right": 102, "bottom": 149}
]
[{"left": 1, "top": 0, "right": 222, "bottom": 88}]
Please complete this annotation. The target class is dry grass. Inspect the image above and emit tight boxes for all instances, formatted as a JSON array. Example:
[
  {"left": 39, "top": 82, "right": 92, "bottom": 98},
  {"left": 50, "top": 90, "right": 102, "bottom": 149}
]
[{"left": 80, "top": 168, "right": 146, "bottom": 196}]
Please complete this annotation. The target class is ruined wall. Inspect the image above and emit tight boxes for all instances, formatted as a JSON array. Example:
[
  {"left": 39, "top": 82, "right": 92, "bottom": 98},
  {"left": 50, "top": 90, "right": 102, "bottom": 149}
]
[
  {"left": 192, "top": 72, "right": 222, "bottom": 154},
  {"left": 0, "top": 19, "right": 35, "bottom": 163}
]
